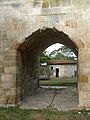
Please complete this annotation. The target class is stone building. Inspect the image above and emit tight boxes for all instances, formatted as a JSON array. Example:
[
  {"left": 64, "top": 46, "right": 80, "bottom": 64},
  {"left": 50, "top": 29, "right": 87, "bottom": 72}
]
[
  {"left": 48, "top": 60, "right": 77, "bottom": 78},
  {"left": 0, "top": 0, "right": 90, "bottom": 109}
]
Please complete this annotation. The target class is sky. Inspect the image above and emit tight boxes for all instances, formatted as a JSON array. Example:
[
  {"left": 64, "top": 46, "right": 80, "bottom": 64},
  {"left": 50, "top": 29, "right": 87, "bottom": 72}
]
[{"left": 45, "top": 43, "right": 63, "bottom": 54}]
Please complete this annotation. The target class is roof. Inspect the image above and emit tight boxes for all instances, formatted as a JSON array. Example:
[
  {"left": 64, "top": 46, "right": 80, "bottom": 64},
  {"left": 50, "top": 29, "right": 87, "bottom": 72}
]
[{"left": 47, "top": 60, "right": 77, "bottom": 65}]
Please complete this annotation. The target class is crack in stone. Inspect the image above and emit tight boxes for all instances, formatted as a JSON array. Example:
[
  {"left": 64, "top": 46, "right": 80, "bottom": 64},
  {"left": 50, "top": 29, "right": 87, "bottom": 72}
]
[{"left": 47, "top": 89, "right": 61, "bottom": 109}]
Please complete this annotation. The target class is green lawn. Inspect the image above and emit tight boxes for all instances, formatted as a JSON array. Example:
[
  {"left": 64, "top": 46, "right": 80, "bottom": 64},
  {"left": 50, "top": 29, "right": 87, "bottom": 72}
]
[
  {"left": 0, "top": 107, "right": 90, "bottom": 120},
  {"left": 39, "top": 77, "right": 77, "bottom": 86}
]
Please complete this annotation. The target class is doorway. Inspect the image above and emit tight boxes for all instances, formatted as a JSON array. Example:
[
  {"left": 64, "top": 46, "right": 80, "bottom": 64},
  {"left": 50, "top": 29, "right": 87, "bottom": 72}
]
[{"left": 56, "top": 68, "right": 59, "bottom": 77}]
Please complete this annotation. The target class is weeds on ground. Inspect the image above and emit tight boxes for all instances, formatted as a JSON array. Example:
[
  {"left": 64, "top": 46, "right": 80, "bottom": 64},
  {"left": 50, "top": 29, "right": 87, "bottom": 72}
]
[{"left": 0, "top": 107, "right": 90, "bottom": 120}]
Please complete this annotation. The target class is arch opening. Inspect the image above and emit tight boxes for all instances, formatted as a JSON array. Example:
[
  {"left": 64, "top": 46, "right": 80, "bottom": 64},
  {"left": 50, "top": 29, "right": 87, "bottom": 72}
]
[
  {"left": 39, "top": 43, "right": 77, "bottom": 79},
  {"left": 17, "top": 28, "right": 79, "bottom": 110}
]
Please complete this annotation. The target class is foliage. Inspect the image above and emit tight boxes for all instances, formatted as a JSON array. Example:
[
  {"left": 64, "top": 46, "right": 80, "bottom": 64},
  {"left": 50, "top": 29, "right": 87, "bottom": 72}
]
[
  {"left": 40, "top": 45, "right": 76, "bottom": 63},
  {"left": 49, "top": 49, "right": 67, "bottom": 60},
  {"left": 40, "top": 51, "right": 51, "bottom": 63},
  {"left": 59, "top": 45, "right": 76, "bottom": 60},
  {"left": 39, "top": 66, "right": 53, "bottom": 79},
  {"left": 50, "top": 52, "right": 68, "bottom": 60},
  {"left": 51, "top": 45, "right": 76, "bottom": 60}
]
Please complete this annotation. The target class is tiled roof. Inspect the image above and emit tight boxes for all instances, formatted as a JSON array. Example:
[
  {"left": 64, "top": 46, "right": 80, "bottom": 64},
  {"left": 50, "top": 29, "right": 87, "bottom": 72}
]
[{"left": 47, "top": 60, "right": 77, "bottom": 65}]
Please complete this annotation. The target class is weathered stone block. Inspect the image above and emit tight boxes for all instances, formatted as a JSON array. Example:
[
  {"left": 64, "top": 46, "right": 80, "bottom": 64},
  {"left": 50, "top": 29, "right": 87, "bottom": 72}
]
[
  {"left": 1, "top": 74, "right": 13, "bottom": 82},
  {"left": 42, "top": 1, "right": 49, "bottom": 8},
  {"left": 66, "top": 21, "right": 77, "bottom": 28},
  {"left": 0, "top": 89, "right": 2, "bottom": 96},
  {"left": 0, "top": 61, "right": 9, "bottom": 67},
  {"left": 4, "top": 67, "right": 16, "bottom": 74},
  {"left": 80, "top": 83, "right": 90, "bottom": 91},
  {"left": 9, "top": 95, "right": 16, "bottom": 104},
  {"left": 10, "top": 87, "right": 16, "bottom": 96},
  {"left": 4, "top": 56, "right": 16, "bottom": 61},
  {"left": 9, "top": 62, "right": 17, "bottom": 66},
  {"left": 79, "top": 67, "right": 90, "bottom": 74},
  {"left": 2, "top": 81, "right": 16, "bottom": 89},
  {"left": 0, "top": 56, "right": 4, "bottom": 61},
  {"left": 79, "top": 75, "right": 88, "bottom": 83},
  {"left": 16, "top": 86, "right": 21, "bottom": 96},
  {"left": 0, "top": 96, "right": 3, "bottom": 102},
  {"left": 50, "top": 0, "right": 60, "bottom": 7},
  {"left": 4, "top": 17, "right": 14, "bottom": 31},
  {"left": 0, "top": 67, "right": 4, "bottom": 73}
]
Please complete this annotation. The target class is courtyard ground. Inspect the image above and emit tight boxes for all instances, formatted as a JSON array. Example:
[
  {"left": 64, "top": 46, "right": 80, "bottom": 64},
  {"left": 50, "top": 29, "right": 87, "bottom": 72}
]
[
  {"left": 20, "top": 77, "right": 78, "bottom": 110},
  {"left": 20, "top": 86, "right": 78, "bottom": 111}
]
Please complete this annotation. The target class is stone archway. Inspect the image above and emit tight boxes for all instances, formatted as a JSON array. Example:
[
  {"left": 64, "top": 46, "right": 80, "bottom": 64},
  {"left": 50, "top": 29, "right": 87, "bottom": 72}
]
[
  {"left": 0, "top": 0, "right": 90, "bottom": 110},
  {"left": 17, "top": 27, "right": 84, "bottom": 108},
  {"left": 0, "top": 25, "right": 89, "bottom": 109},
  {"left": 1, "top": 26, "right": 88, "bottom": 109}
]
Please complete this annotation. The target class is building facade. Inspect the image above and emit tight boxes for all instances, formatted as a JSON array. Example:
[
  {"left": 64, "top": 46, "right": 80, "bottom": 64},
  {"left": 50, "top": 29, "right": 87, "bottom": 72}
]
[{"left": 48, "top": 60, "right": 77, "bottom": 78}]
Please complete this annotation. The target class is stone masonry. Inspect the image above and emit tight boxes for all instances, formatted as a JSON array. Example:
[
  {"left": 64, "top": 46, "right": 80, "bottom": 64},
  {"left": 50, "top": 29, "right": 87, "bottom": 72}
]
[{"left": 0, "top": 0, "right": 90, "bottom": 109}]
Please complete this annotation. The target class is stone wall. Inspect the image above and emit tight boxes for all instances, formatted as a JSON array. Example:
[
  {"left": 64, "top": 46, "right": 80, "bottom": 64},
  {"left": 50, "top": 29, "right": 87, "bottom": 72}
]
[
  {"left": 0, "top": 0, "right": 90, "bottom": 108},
  {"left": 20, "top": 50, "right": 39, "bottom": 98}
]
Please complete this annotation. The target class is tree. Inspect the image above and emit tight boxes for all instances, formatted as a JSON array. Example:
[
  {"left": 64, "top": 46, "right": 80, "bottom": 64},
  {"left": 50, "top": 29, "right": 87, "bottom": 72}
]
[
  {"left": 40, "top": 51, "right": 51, "bottom": 63},
  {"left": 49, "top": 49, "right": 67, "bottom": 60},
  {"left": 57, "top": 45, "right": 76, "bottom": 60},
  {"left": 49, "top": 45, "right": 76, "bottom": 60},
  {"left": 40, "top": 45, "right": 76, "bottom": 63},
  {"left": 52, "top": 53, "right": 67, "bottom": 60}
]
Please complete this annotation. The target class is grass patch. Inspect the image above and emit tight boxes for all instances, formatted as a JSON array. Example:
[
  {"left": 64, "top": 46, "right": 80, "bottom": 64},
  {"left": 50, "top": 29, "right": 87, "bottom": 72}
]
[
  {"left": 39, "top": 77, "right": 77, "bottom": 86},
  {"left": 0, "top": 107, "right": 90, "bottom": 120}
]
